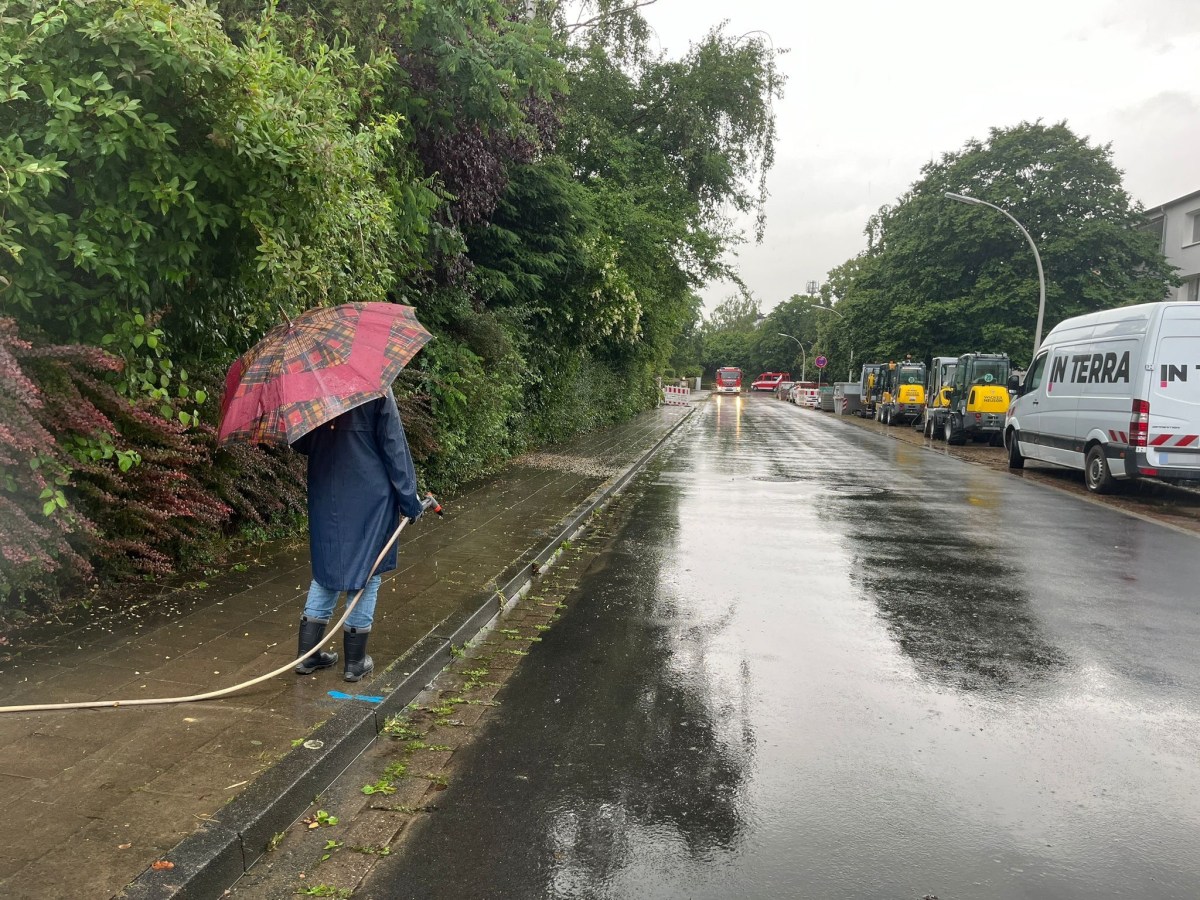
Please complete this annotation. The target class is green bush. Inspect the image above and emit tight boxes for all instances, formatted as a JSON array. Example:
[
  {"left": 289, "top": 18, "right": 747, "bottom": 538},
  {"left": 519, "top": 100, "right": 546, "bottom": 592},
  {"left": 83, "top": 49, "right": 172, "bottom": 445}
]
[{"left": 0, "top": 0, "right": 426, "bottom": 355}]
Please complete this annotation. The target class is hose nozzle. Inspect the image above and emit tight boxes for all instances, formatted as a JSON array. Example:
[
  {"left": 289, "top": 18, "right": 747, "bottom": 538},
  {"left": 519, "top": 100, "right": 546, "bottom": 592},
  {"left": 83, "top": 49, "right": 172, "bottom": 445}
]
[{"left": 424, "top": 492, "right": 444, "bottom": 516}]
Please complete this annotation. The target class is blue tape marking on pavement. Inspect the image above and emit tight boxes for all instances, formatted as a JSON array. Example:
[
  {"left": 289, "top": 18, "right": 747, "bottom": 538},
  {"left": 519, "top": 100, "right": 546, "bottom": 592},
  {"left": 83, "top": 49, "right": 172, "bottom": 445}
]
[{"left": 327, "top": 690, "right": 384, "bottom": 704}]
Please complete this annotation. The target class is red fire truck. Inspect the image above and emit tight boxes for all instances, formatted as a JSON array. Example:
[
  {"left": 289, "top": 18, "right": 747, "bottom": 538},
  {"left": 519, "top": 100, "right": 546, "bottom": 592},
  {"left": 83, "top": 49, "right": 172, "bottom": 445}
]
[{"left": 714, "top": 367, "right": 743, "bottom": 394}]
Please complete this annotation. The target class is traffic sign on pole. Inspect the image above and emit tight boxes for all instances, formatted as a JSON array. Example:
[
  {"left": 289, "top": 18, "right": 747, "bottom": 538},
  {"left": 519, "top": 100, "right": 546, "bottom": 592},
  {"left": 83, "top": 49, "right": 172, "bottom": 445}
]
[{"left": 815, "top": 355, "right": 828, "bottom": 369}]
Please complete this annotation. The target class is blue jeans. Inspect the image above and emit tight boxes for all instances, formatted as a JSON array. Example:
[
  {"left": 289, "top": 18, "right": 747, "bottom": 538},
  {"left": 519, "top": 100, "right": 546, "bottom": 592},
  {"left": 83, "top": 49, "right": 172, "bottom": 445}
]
[{"left": 303, "top": 576, "right": 381, "bottom": 631}]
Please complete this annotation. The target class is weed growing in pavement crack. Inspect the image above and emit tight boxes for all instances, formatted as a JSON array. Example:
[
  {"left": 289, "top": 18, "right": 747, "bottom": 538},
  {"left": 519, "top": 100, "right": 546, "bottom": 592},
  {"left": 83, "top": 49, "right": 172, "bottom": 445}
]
[
  {"left": 295, "top": 886, "right": 350, "bottom": 898},
  {"left": 362, "top": 761, "right": 408, "bottom": 796},
  {"left": 425, "top": 700, "right": 457, "bottom": 717},
  {"left": 350, "top": 845, "right": 392, "bottom": 856},
  {"left": 361, "top": 777, "right": 397, "bottom": 796},
  {"left": 382, "top": 717, "right": 421, "bottom": 740},
  {"left": 301, "top": 810, "right": 339, "bottom": 829},
  {"left": 462, "top": 667, "right": 489, "bottom": 690}
]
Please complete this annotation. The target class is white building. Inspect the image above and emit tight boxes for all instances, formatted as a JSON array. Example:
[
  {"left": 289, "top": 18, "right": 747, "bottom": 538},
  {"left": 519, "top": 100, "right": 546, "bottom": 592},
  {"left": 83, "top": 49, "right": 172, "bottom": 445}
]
[{"left": 1144, "top": 189, "right": 1200, "bottom": 302}]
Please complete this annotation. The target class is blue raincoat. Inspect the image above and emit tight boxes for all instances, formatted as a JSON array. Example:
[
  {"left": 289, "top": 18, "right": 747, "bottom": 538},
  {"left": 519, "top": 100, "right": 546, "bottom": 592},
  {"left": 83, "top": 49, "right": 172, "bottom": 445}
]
[{"left": 292, "top": 391, "right": 424, "bottom": 591}]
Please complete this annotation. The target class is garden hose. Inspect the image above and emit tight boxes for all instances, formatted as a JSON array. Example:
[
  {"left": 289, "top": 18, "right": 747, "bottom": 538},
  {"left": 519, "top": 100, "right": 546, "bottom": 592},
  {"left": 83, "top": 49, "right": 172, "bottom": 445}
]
[{"left": 0, "top": 494, "right": 443, "bottom": 715}]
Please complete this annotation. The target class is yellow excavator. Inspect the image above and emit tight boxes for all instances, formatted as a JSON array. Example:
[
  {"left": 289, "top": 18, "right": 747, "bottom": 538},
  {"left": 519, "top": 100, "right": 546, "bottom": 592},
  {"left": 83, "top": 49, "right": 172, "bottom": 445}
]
[
  {"left": 919, "top": 356, "right": 958, "bottom": 437},
  {"left": 938, "top": 352, "right": 1012, "bottom": 445},
  {"left": 877, "top": 359, "right": 927, "bottom": 426}
]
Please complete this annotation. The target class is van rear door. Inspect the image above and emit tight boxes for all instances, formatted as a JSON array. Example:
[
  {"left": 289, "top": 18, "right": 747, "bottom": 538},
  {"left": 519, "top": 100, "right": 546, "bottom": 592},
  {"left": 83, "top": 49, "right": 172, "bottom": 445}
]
[{"left": 1147, "top": 305, "right": 1200, "bottom": 471}]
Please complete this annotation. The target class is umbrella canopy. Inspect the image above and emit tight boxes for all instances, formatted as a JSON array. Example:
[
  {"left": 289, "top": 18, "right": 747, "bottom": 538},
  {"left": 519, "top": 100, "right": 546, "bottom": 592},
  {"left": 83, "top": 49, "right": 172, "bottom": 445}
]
[{"left": 217, "top": 302, "right": 431, "bottom": 448}]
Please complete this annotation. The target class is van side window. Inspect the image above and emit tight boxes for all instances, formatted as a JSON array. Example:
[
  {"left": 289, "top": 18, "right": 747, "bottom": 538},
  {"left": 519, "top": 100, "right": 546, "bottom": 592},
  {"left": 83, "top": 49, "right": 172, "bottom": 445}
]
[{"left": 1025, "top": 351, "right": 1049, "bottom": 393}]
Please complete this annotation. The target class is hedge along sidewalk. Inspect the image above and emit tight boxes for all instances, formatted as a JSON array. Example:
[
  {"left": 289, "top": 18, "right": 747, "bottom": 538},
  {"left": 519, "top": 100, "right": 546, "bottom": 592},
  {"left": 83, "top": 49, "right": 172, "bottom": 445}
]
[{"left": 0, "top": 400, "right": 697, "bottom": 900}]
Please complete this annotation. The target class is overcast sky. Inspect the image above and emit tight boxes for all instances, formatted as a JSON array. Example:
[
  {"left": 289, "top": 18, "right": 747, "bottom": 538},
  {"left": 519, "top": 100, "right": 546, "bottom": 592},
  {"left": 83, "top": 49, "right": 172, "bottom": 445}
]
[{"left": 636, "top": 0, "right": 1200, "bottom": 315}]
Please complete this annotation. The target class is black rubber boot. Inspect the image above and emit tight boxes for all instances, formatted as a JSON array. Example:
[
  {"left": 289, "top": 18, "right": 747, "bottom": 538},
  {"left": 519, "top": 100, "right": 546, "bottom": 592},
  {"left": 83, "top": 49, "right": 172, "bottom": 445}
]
[
  {"left": 295, "top": 616, "right": 338, "bottom": 675},
  {"left": 343, "top": 627, "right": 374, "bottom": 683}
]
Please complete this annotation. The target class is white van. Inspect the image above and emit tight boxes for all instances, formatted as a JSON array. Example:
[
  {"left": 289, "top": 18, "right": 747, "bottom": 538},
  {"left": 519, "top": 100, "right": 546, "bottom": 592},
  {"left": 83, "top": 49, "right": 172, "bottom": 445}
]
[{"left": 1005, "top": 301, "right": 1200, "bottom": 493}]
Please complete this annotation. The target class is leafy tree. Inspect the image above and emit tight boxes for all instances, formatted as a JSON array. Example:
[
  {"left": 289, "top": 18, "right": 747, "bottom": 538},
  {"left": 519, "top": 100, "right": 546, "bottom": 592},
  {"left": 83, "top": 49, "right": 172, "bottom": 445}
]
[
  {"left": 705, "top": 295, "right": 761, "bottom": 333},
  {"left": 696, "top": 295, "right": 757, "bottom": 374},
  {"left": 558, "top": 11, "right": 782, "bottom": 385},
  {"left": 0, "top": 0, "right": 419, "bottom": 362},
  {"left": 830, "top": 121, "right": 1177, "bottom": 368}
]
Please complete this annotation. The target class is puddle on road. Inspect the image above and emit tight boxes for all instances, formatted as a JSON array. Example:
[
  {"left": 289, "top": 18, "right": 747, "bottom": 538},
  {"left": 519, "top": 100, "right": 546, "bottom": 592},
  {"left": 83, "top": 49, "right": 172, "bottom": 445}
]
[{"left": 826, "top": 484, "right": 888, "bottom": 498}]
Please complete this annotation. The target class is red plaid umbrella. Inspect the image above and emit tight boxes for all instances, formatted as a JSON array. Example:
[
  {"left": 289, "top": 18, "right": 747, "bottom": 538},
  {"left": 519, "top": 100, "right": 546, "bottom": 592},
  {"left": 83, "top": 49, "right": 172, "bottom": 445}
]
[{"left": 217, "top": 302, "right": 431, "bottom": 448}]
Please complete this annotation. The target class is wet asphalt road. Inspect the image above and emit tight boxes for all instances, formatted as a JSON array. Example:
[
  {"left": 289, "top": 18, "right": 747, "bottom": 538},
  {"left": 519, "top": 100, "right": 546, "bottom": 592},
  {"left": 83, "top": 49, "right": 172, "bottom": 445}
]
[{"left": 362, "top": 395, "right": 1200, "bottom": 899}]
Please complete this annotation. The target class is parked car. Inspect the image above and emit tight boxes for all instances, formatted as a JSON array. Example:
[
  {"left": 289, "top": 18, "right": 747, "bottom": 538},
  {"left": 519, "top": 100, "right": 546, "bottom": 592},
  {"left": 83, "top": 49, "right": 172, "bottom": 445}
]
[
  {"left": 773, "top": 380, "right": 795, "bottom": 399},
  {"left": 751, "top": 371, "right": 790, "bottom": 391}
]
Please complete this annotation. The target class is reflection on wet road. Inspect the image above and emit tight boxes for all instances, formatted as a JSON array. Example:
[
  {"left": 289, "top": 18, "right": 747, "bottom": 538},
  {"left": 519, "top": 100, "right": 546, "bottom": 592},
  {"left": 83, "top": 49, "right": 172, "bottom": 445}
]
[{"left": 365, "top": 395, "right": 1200, "bottom": 899}]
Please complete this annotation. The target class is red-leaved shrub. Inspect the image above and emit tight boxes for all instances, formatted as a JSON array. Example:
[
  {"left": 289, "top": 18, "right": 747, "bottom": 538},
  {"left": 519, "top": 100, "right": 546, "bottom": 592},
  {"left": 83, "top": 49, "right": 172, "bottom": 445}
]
[
  {"left": 1, "top": 320, "right": 306, "bottom": 615},
  {"left": 0, "top": 319, "right": 100, "bottom": 602}
]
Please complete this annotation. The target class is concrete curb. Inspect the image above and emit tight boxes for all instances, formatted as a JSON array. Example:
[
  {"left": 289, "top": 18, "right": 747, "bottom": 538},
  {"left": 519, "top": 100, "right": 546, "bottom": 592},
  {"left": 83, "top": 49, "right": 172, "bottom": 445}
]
[{"left": 117, "top": 404, "right": 696, "bottom": 900}]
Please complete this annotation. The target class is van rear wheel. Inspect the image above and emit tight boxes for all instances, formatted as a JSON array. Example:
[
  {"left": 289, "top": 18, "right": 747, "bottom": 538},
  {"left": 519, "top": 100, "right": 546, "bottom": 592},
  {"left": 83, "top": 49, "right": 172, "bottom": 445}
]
[{"left": 1085, "top": 444, "right": 1118, "bottom": 494}]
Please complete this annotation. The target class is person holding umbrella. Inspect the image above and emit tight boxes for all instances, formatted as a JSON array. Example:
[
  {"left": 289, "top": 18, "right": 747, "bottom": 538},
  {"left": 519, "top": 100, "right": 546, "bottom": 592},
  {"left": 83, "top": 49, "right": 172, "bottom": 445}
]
[
  {"left": 218, "top": 302, "right": 434, "bottom": 683},
  {"left": 290, "top": 387, "right": 424, "bottom": 681}
]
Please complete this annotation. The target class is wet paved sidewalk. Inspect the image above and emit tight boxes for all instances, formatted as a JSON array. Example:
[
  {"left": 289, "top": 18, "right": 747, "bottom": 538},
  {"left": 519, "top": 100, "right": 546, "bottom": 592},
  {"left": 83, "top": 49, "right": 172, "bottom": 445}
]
[{"left": 0, "top": 402, "right": 695, "bottom": 899}]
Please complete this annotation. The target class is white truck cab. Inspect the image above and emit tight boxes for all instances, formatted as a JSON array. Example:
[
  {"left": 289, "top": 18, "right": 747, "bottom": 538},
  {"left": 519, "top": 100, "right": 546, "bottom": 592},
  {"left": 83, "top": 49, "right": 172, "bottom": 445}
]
[{"left": 1006, "top": 301, "right": 1200, "bottom": 493}]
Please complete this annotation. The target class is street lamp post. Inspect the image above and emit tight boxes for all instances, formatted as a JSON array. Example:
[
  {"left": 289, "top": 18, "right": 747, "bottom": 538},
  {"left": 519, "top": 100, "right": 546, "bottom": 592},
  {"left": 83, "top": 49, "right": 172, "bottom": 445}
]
[
  {"left": 945, "top": 191, "right": 1047, "bottom": 359},
  {"left": 806, "top": 302, "right": 844, "bottom": 321},
  {"left": 777, "top": 333, "right": 808, "bottom": 381}
]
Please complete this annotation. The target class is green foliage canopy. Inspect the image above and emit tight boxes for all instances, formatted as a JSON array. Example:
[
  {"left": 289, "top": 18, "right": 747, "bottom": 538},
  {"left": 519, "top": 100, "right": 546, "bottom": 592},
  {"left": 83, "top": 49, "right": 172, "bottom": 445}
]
[
  {"left": 833, "top": 121, "right": 1177, "bottom": 369},
  {"left": 1, "top": 0, "right": 433, "bottom": 374}
]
